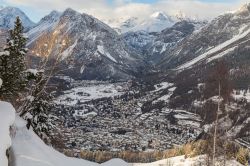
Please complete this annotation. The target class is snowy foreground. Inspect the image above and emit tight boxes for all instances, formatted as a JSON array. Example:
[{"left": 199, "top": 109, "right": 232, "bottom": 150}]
[
  {"left": 0, "top": 102, "right": 15, "bottom": 166},
  {"left": 133, "top": 156, "right": 242, "bottom": 166},
  {"left": 0, "top": 101, "right": 243, "bottom": 166}
]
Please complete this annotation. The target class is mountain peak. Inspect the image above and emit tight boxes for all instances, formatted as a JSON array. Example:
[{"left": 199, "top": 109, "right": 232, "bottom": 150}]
[
  {"left": 63, "top": 8, "right": 80, "bottom": 16},
  {"left": 150, "top": 11, "right": 169, "bottom": 20},
  {"left": 0, "top": 6, "right": 27, "bottom": 17},
  {"left": 236, "top": 3, "right": 250, "bottom": 14},
  {"left": 0, "top": 6, "right": 35, "bottom": 29},
  {"left": 50, "top": 10, "right": 61, "bottom": 16},
  {"left": 175, "top": 11, "right": 187, "bottom": 20},
  {"left": 40, "top": 10, "right": 61, "bottom": 23}
]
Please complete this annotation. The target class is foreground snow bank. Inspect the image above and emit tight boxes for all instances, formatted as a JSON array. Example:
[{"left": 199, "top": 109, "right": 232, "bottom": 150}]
[
  {"left": 12, "top": 116, "right": 132, "bottom": 166},
  {"left": 12, "top": 116, "right": 98, "bottom": 166},
  {"left": 0, "top": 102, "right": 15, "bottom": 166},
  {"left": 133, "top": 155, "right": 243, "bottom": 166},
  {"left": 102, "top": 158, "right": 131, "bottom": 166}
]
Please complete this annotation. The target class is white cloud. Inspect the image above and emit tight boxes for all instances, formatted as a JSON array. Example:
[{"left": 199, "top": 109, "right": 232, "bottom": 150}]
[{"left": 3, "top": 0, "right": 250, "bottom": 22}]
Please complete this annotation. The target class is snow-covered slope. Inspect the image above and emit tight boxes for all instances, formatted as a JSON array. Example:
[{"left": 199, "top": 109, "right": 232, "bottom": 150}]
[
  {"left": 177, "top": 24, "right": 250, "bottom": 70},
  {"left": 0, "top": 7, "right": 35, "bottom": 30},
  {"left": 0, "top": 102, "right": 15, "bottom": 166}
]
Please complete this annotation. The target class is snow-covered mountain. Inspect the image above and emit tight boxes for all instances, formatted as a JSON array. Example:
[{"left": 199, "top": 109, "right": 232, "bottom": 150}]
[
  {"left": 106, "top": 11, "right": 206, "bottom": 34},
  {"left": 122, "top": 30, "right": 156, "bottom": 55},
  {"left": 158, "top": 3, "right": 250, "bottom": 70},
  {"left": 28, "top": 8, "right": 145, "bottom": 80},
  {"left": 106, "top": 11, "right": 175, "bottom": 33},
  {"left": 123, "top": 20, "right": 207, "bottom": 64},
  {"left": 0, "top": 7, "right": 35, "bottom": 30},
  {"left": 130, "top": 12, "right": 175, "bottom": 33},
  {"left": 147, "top": 20, "right": 202, "bottom": 64}
]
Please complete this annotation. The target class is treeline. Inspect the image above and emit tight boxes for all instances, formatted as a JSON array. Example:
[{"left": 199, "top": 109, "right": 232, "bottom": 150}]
[{"left": 63, "top": 140, "right": 249, "bottom": 165}]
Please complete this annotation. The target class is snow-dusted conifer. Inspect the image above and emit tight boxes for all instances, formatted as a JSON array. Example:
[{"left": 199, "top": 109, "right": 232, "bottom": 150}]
[
  {"left": 0, "top": 16, "right": 28, "bottom": 100},
  {"left": 23, "top": 71, "right": 54, "bottom": 140}
]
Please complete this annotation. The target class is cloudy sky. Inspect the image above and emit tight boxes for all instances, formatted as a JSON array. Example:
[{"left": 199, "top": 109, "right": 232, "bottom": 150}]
[{"left": 0, "top": 0, "right": 249, "bottom": 22}]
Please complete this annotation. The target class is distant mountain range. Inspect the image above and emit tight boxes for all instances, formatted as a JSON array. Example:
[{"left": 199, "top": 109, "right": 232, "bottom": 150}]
[
  {"left": 105, "top": 11, "right": 205, "bottom": 33},
  {"left": 0, "top": 4, "right": 250, "bottom": 82}
]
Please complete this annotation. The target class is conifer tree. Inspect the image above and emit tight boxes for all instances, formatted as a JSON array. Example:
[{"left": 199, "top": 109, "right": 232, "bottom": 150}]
[
  {"left": 23, "top": 70, "right": 54, "bottom": 140},
  {"left": 0, "top": 16, "right": 28, "bottom": 100}
]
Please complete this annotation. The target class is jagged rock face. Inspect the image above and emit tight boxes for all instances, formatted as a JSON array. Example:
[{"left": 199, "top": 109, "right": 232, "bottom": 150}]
[
  {"left": 0, "top": 7, "right": 35, "bottom": 30},
  {"left": 123, "top": 20, "right": 204, "bottom": 64},
  {"left": 158, "top": 3, "right": 250, "bottom": 70},
  {"left": 28, "top": 8, "right": 145, "bottom": 81},
  {"left": 122, "top": 31, "right": 157, "bottom": 56},
  {"left": 146, "top": 21, "right": 200, "bottom": 64}
]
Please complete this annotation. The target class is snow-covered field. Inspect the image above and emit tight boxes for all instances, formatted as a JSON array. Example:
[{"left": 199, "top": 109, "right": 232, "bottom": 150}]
[
  {"left": 152, "top": 82, "right": 176, "bottom": 104},
  {"left": 55, "top": 81, "right": 128, "bottom": 106},
  {"left": 153, "top": 82, "right": 174, "bottom": 92},
  {"left": 233, "top": 89, "right": 250, "bottom": 102}
]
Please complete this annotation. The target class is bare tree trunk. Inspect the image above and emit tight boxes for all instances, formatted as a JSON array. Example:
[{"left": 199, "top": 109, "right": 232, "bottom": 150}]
[{"left": 212, "top": 82, "right": 221, "bottom": 166}]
